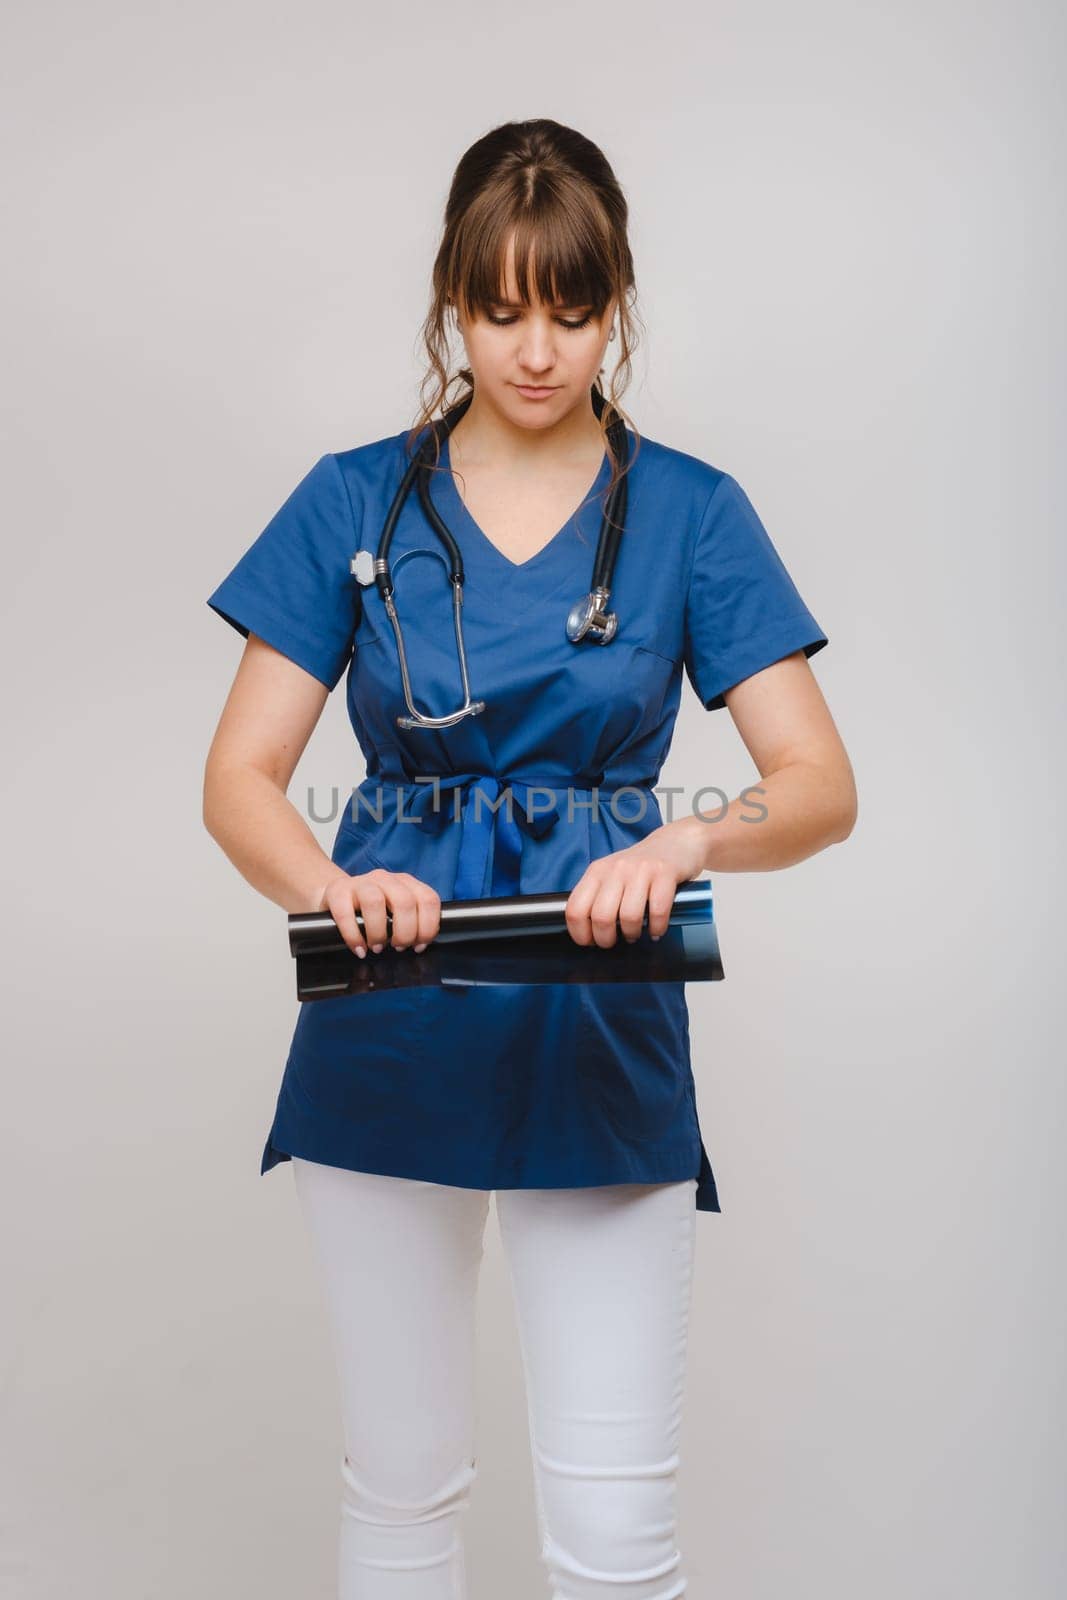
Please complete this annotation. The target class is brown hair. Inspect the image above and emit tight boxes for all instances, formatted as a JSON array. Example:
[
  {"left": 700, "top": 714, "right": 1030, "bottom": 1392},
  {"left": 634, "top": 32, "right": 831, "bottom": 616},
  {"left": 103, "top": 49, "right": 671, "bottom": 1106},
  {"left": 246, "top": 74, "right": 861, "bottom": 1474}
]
[{"left": 405, "top": 118, "right": 643, "bottom": 513}]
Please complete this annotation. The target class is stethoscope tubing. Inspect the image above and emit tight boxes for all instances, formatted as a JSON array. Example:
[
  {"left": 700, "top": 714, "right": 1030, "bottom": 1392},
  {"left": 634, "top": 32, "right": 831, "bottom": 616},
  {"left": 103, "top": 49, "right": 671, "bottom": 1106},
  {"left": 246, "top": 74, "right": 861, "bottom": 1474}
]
[{"left": 362, "top": 385, "right": 631, "bottom": 728}]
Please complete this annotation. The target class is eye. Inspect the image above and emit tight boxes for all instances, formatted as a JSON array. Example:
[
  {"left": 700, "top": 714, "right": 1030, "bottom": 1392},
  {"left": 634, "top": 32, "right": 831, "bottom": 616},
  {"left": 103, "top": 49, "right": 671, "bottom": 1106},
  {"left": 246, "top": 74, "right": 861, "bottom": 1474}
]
[{"left": 487, "top": 312, "right": 594, "bottom": 331}]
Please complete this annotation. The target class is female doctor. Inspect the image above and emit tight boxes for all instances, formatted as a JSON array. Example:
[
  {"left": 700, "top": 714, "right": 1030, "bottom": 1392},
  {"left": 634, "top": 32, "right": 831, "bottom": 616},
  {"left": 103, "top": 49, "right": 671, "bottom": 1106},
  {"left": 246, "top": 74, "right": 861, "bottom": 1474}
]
[{"left": 204, "top": 118, "right": 857, "bottom": 1600}]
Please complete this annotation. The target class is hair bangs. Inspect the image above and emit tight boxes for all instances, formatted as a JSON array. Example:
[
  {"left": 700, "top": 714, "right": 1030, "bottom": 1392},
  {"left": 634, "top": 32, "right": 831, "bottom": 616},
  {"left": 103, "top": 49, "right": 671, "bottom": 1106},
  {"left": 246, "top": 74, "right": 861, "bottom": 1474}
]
[{"left": 452, "top": 183, "right": 616, "bottom": 321}]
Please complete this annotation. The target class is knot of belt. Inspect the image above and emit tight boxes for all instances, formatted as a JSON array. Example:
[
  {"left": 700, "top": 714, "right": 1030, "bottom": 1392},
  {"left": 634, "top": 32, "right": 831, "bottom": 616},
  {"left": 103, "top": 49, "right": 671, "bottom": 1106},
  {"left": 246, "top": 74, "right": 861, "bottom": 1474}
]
[{"left": 388, "top": 771, "right": 606, "bottom": 899}]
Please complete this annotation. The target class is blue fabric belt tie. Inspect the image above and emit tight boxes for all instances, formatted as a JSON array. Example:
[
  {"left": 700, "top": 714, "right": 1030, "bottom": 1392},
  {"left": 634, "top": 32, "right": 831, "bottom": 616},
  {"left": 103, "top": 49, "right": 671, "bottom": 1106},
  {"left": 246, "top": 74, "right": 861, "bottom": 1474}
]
[{"left": 400, "top": 773, "right": 566, "bottom": 899}]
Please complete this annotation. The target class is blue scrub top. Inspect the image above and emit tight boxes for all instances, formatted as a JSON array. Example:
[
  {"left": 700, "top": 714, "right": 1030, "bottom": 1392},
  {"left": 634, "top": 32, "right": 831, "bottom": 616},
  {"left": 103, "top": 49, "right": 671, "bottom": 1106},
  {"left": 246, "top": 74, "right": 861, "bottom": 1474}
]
[{"left": 206, "top": 422, "right": 829, "bottom": 1213}]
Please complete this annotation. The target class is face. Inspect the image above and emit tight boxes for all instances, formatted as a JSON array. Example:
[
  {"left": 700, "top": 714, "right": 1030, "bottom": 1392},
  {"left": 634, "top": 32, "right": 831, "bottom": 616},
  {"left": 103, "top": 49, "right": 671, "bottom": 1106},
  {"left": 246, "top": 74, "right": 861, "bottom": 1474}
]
[{"left": 453, "top": 235, "right": 616, "bottom": 429}]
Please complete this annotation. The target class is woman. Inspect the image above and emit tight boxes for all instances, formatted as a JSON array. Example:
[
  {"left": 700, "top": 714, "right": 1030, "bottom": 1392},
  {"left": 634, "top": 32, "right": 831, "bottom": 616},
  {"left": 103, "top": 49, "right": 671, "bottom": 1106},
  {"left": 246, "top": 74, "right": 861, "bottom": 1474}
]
[{"left": 204, "top": 119, "right": 856, "bottom": 1599}]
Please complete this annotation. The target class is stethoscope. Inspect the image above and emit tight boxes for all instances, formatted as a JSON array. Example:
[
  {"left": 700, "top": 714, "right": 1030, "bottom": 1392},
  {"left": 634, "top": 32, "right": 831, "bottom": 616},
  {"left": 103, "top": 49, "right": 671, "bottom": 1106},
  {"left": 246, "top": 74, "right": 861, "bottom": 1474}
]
[{"left": 349, "top": 385, "right": 630, "bottom": 730}]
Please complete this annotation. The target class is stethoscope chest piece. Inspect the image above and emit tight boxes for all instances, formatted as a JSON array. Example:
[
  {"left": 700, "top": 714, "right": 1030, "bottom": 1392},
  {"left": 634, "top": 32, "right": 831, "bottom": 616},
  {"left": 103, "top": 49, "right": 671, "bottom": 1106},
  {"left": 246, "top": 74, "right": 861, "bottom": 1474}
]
[{"left": 566, "top": 589, "right": 618, "bottom": 645}]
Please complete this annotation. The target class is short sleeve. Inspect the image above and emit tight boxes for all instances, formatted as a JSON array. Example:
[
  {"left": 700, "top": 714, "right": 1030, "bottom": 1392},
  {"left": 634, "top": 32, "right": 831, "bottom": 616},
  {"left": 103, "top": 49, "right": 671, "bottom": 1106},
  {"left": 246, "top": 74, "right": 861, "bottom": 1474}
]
[
  {"left": 205, "top": 452, "right": 360, "bottom": 692},
  {"left": 683, "top": 472, "right": 828, "bottom": 711}
]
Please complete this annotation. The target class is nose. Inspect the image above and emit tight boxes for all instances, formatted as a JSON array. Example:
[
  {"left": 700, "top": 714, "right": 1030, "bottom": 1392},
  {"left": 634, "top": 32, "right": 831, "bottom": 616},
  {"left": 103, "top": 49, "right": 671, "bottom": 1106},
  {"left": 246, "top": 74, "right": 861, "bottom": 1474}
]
[{"left": 517, "top": 318, "right": 558, "bottom": 378}]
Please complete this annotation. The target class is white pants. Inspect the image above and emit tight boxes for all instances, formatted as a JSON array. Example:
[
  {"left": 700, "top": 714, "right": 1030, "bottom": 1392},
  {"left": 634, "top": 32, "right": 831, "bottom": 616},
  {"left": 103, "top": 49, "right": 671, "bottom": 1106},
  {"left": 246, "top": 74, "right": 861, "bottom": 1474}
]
[{"left": 290, "top": 1158, "right": 699, "bottom": 1600}]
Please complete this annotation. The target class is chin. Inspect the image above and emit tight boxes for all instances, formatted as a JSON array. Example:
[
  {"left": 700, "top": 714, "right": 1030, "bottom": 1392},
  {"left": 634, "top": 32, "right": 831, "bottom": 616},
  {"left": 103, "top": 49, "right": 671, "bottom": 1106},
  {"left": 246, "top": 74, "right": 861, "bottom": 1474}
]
[{"left": 498, "top": 389, "right": 562, "bottom": 421}]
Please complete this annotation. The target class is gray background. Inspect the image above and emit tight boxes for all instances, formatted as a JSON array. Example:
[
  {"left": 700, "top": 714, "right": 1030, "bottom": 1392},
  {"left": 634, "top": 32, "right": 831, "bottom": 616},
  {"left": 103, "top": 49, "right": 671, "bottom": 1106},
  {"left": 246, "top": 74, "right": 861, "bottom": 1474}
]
[{"left": 2, "top": 1, "right": 1062, "bottom": 1595}]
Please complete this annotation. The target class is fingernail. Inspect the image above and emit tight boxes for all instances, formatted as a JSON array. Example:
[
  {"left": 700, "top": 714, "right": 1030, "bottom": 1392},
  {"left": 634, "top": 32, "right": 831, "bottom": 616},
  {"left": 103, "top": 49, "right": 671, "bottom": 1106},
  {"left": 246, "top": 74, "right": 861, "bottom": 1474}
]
[
  {"left": 372, "top": 943, "right": 384, "bottom": 953},
  {"left": 414, "top": 943, "right": 427, "bottom": 953},
  {"left": 355, "top": 946, "right": 366, "bottom": 959}
]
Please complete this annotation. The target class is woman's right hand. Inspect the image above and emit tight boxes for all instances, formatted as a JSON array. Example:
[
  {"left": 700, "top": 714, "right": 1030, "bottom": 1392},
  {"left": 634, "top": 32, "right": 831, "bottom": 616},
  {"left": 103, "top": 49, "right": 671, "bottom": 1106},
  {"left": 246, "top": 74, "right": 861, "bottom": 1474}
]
[{"left": 319, "top": 868, "right": 442, "bottom": 959}]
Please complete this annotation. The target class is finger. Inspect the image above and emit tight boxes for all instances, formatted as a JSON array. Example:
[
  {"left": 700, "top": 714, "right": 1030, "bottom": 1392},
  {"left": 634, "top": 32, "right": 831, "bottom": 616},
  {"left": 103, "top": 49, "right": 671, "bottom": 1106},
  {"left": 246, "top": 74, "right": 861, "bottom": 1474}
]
[
  {"left": 564, "top": 866, "right": 603, "bottom": 946},
  {"left": 324, "top": 878, "right": 367, "bottom": 957},
  {"left": 617, "top": 864, "right": 655, "bottom": 942},
  {"left": 354, "top": 874, "right": 390, "bottom": 951},
  {"left": 646, "top": 871, "right": 677, "bottom": 940},
  {"left": 407, "top": 879, "right": 442, "bottom": 952},
  {"left": 589, "top": 871, "right": 626, "bottom": 950},
  {"left": 382, "top": 875, "right": 419, "bottom": 950},
  {"left": 387, "top": 874, "right": 440, "bottom": 951}
]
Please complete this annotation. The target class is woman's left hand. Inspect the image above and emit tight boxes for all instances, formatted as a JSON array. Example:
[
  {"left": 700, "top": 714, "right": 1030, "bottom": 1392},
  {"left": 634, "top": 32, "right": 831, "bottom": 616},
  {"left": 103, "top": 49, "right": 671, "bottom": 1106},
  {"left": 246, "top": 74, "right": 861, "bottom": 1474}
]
[{"left": 564, "top": 821, "right": 708, "bottom": 949}]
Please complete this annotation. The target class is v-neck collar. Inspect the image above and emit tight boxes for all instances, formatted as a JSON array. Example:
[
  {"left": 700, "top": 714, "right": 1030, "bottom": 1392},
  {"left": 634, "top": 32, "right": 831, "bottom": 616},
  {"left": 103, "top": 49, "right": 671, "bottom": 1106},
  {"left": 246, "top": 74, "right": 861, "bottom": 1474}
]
[{"left": 436, "top": 433, "right": 614, "bottom": 578}]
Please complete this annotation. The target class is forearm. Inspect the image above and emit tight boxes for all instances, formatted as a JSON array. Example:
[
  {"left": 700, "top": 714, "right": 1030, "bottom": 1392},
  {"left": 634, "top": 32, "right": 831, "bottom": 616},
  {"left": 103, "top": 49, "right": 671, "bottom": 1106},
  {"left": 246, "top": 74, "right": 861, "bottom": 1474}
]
[
  {"left": 672, "top": 759, "right": 856, "bottom": 873},
  {"left": 203, "top": 761, "right": 347, "bottom": 913}
]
